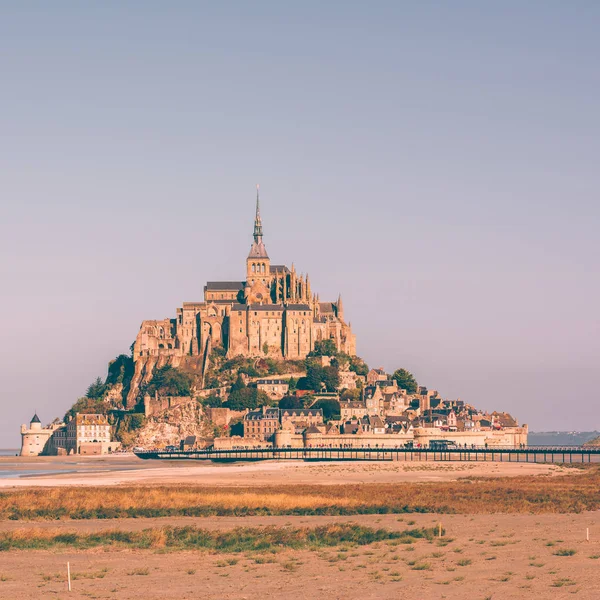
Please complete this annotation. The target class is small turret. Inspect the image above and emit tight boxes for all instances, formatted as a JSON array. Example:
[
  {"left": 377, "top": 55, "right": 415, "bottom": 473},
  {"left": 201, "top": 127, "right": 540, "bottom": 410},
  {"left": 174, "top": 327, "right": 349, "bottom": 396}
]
[
  {"left": 337, "top": 293, "right": 344, "bottom": 321},
  {"left": 29, "top": 413, "right": 42, "bottom": 431}
]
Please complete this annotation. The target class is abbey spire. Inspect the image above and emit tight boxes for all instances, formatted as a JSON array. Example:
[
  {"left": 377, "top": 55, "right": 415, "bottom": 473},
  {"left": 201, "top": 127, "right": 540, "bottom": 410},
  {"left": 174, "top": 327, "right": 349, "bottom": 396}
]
[
  {"left": 253, "top": 184, "right": 263, "bottom": 244},
  {"left": 247, "top": 185, "right": 269, "bottom": 261}
]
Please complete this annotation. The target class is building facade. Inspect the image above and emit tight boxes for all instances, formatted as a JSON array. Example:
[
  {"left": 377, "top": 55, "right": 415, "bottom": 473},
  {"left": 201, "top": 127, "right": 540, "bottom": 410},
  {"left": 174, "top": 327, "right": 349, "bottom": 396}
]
[
  {"left": 132, "top": 190, "right": 356, "bottom": 367},
  {"left": 20, "top": 414, "right": 61, "bottom": 456},
  {"left": 20, "top": 413, "right": 118, "bottom": 455},
  {"left": 244, "top": 406, "right": 280, "bottom": 441}
]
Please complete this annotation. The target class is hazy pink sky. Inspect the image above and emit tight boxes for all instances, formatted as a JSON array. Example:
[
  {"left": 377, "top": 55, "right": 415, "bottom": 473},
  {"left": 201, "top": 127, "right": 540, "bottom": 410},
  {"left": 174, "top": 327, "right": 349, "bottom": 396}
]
[{"left": 1, "top": 2, "right": 599, "bottom": 446}]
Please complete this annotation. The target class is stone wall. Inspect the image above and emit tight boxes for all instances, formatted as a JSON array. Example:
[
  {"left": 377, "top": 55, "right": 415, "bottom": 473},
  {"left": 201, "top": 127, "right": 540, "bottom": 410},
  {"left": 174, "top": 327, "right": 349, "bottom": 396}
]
[
  {"left": 274, "top": 426, "right": 528, "bottom": 449},
  {"left": 144, "top": 394, "right": 191, "bottom": 417}
]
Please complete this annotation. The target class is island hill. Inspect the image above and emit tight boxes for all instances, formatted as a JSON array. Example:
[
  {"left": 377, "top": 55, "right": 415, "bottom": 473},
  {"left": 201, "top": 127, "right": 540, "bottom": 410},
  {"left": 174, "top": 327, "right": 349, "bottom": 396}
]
[{"left": 28, "top": 192, "right": 527, "bottom": 455}]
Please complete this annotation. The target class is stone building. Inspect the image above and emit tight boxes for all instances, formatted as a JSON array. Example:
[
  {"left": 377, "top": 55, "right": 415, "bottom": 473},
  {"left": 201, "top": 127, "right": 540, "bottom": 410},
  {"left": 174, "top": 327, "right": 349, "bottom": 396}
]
[
  {"left": 244, "top": 406, "right": 280, "bottom": 441},
  {"left": 132, "top": 190, "right": 356, "bottom": 376},
  {"left": 66, "top": 413, "right": 113, "bottom": 454},
  {"left": 280, "top": 408, "right": 324, "bottom": 428},
  {"left": 20, "top": 414, "right": 61, "bottom": 456},
  {"left": 256, "top": 379, "right": 290, "bottom": 400},
  {"left": 20, "top": 413, "right": 118, "bottom": 456}
]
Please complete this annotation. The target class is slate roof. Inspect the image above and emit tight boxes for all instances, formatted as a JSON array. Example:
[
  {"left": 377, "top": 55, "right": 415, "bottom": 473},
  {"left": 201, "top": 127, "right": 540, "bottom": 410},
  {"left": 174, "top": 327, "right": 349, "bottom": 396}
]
[
  {"left": 305, "top": 425, "right": 322, "bottom": 434},
  {"left": 281, "top": 409, "right": 323, "bottom": 417},
  {"left": 248, "top": 242, "right": 269, "bottom": 259},
  {"left": 286, "top": 304, "right": 311, "bottom": 310},
  {"left": 30, "top": 413, "right": 41, "bottom": 424},
  {"left": 270, "top": 265, "right": 290, "bottom": 274},
  {"left": 205, "top": 281, "right": 244, "bottom": 291},
  {"left": 245, "top": 408, "right": 280, "bottom": 421},
  {"left": 340, "top": 401, "right": 366, "bottom": 409}
]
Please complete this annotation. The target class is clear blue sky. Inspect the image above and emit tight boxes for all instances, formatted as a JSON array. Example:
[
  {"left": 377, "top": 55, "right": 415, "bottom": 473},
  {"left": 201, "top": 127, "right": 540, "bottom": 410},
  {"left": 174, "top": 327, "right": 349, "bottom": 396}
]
[{"left": 1, "top": 2, "right": 598, "bottom": 446}]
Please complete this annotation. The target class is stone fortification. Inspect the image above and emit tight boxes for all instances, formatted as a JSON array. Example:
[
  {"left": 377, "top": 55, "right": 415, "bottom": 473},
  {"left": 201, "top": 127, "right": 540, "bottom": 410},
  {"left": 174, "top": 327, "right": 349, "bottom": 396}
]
[
  {"left": 128, "top": 191, "right": 355, "bottom": 407},
  {"left": 273, "top": 425, "right": 529, "bottom": 449}
]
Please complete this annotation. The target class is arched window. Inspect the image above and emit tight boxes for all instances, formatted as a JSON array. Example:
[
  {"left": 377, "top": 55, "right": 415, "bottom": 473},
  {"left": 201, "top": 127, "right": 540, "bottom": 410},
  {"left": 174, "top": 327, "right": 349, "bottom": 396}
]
[{"left": 252, "top": 264, "right": 256, "bottom": 273}]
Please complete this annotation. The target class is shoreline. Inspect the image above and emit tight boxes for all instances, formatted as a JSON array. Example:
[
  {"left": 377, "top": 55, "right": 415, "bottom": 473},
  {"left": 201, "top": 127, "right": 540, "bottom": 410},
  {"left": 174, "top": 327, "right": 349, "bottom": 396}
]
[{"left": 0, "top": 456, "right": 570, "bottom": 488}]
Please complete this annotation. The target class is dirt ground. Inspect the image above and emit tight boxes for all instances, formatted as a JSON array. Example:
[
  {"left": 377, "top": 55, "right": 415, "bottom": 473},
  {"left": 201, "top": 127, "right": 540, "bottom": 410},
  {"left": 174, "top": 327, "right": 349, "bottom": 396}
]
[
  {"left": 1, "top": 459, "right": 598, "bottom": 599},
  {"left": 1, "top": 513, "right": 599, "bottom": 599}
]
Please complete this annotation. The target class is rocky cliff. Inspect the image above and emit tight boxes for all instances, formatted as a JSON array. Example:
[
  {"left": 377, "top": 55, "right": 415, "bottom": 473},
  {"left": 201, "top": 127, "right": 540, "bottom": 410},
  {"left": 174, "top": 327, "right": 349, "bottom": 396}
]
[{"left": 132, "top": 398, "right": 214, "bottom": 448}]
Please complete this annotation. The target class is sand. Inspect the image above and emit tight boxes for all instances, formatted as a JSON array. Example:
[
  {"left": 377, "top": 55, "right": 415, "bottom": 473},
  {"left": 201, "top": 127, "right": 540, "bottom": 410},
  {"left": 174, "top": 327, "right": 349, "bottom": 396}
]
[
  {"left": 0, "top": 455, "right": 569, "bottom": 488},
  {"left": 1, "top": 458, "right": 598, "bottom": 599},
  {"left": 1, "top": 513, "right": 599, "bottom": 599}
]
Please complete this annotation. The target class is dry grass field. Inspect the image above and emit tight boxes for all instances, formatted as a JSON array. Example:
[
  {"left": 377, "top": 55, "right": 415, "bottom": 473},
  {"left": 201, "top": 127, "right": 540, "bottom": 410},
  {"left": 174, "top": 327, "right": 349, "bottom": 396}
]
[
  {"left": 1, "top": 464, "right": 599, "bottom": 519},
  {"left": 1, "top": 462, "right": 599, "bottom": 599}
]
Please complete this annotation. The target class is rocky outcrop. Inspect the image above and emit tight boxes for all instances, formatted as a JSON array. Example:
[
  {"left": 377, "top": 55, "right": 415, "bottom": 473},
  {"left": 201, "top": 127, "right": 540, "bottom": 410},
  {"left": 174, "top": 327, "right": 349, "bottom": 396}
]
[
  {"left": 125, "top": 354, "right": 205, "bottom": 409},
  {"left": 133, "top": 398, "right": 214, "bottom": 448}
]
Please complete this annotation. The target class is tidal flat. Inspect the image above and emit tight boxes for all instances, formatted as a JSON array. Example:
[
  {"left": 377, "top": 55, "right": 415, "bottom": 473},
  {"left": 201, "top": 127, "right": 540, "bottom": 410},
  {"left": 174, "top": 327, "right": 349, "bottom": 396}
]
[{"left": 1, "top": 461, "right": 599, "bottom": 599}]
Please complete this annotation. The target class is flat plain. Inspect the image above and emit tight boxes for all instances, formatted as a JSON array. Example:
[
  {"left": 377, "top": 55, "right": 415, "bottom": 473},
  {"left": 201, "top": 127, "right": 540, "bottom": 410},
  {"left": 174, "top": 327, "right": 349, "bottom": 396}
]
[{"left": 1, "top": 458, "right": 599, "bottom": 599}]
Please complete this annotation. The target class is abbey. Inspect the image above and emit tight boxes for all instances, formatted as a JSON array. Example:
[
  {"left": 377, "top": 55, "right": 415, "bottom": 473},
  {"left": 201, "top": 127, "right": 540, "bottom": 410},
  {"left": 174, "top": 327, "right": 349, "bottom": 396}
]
[{"left": 133, "top": 191, "right": 356, "bottom": 364}]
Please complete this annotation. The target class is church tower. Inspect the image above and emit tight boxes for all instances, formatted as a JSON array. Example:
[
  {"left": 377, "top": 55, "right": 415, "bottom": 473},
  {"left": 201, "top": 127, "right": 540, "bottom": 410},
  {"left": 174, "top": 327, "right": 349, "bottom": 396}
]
[{"left": 246, "top": 186, "right": 271, "bottom": 286}]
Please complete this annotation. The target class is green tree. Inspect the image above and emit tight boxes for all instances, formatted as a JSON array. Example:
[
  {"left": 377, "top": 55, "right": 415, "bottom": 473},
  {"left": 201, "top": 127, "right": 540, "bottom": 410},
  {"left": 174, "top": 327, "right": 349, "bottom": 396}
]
[
  {"left": 106, "top": 354, "right": 134, "bottom": 386},
  {"left": 340, "top": 388, "right": 361, "bottom": 401},
  {"left": 304, "top": 364, "right": 340, "bottom": 392},
  {"left": 224, "top": 388, "right": 271, "bottom": 411},
  {"left": 348, "top": 355, "right": 369, "bottom": 377},
  {"left": 199, "top": 395, "right": 222, "bottom": 408},
  {"left": 86, "top": 377, "right": 107, "bottom": 400},
  {"left": 64, "top": 397, "right": 108, "bottom": 421},
  {"left": 391, "top": 368, "right": 418, "bottom": 393},
  {"left": 145, "top": 365, "right": 194, "bottom": 397},
  {"left": 312, "top": 398, "right": 341, "bottom": 421},
  {"left": 279, "top": 395, "right": 304, "bottom": 409},
  {"left": 229, "top": 417, "right": 244, "bottom": 436},
  {"left": 308, "top": 339, "right": 338, "bottom": 357},
  {"left": 231, "top": 374, "right": 246, "bottom": 392},
  {"left": 287, "top": 377, "right": 298, "bottom": 393}
]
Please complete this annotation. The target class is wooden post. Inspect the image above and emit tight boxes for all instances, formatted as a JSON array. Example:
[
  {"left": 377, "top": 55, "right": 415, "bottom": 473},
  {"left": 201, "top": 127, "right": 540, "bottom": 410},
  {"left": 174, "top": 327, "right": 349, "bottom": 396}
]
[
  {"left": 67, "top": 562, "right": 71, "bottom": 592},
  {"left": 438, "top": 522, "right": 443, "bottom": 538},
  {"left": 587, "top": 528, "right": 590, "bottom": 542}
]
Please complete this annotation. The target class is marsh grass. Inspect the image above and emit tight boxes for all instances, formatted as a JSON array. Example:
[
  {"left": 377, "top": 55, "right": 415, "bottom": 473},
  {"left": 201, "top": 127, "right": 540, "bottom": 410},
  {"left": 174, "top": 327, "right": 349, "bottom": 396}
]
[
  {"left": 2, "top": 465, "right": 599, "bottom": 521},
  {"left": 0, "top": 524, "right": 438, "bottom": 553},
  {"left": 553, "top": 548, "right": 577, "bottom": 556},
  {"left": 552, "top": 578, "right": 577, "bottom": 587},
  {"left": 127, "top": 568, "right": 149, "bottom": 576},
  {"left": 72, "top": 568, "right": 109, "bottom": 580}
]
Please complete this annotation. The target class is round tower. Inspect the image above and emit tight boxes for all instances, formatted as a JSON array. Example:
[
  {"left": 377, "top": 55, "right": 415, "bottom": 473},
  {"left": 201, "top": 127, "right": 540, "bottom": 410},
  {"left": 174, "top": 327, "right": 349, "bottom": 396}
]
[{"left": 20, "top": 413, "right": 51, "bottom": 456}]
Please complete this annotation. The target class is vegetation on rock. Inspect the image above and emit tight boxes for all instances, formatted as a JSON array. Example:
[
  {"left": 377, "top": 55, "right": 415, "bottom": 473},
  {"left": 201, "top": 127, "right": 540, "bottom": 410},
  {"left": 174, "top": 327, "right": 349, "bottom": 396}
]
[
  {"left": 143, "top": 365, "right": 195, "bottom": 397},
  {"left": 312, "top": 398, "right": 341, "bottom": 421},
  {"left": 392, "top": 368, "right": 418, "bottom": 393}
]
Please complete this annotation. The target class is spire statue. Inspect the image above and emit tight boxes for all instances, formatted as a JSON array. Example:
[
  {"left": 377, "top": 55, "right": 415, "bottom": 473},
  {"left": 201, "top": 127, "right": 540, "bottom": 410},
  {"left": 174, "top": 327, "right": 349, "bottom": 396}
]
[
  {"left": 253, "top": 184, "right": 263, "bottom": 244},
  {"left": 337, "top": 293, "right": 344, "bottom": 321}
]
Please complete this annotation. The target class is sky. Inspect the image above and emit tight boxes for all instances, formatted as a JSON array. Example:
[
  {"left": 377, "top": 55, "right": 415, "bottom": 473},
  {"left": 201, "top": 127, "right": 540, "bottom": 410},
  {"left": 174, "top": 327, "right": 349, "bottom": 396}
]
[{"left": 1, "top": 1, "right": 599, "bottom": 447}]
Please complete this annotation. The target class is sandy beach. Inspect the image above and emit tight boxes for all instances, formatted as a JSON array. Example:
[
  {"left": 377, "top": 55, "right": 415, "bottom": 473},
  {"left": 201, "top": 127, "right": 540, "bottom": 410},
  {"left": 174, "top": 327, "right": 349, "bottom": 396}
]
[{"left": 0, "top": 455, "right": 569, "bottom": 488}]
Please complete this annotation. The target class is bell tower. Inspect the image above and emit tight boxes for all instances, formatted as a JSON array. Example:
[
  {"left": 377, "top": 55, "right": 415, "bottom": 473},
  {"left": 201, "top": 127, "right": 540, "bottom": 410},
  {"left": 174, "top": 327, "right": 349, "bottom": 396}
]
[{"left": 246, "top": 185, "right": 271, "bottom": 287}]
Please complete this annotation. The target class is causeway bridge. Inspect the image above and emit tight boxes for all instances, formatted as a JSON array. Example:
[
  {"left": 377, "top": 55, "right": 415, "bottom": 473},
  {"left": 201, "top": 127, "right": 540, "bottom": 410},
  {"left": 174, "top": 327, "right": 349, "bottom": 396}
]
[{"left": 135, "top": 446, "right": 600, "bottom": 464}]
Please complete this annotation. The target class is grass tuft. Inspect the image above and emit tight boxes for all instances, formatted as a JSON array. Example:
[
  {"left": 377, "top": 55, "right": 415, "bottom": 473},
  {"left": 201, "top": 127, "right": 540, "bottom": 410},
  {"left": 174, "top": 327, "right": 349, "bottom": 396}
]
[
  {"left": 553, "top": 548, "right": 577, "bottom": 556},
  {"left": 0, "top": 524, "right": 438, "bottom": 553}
]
